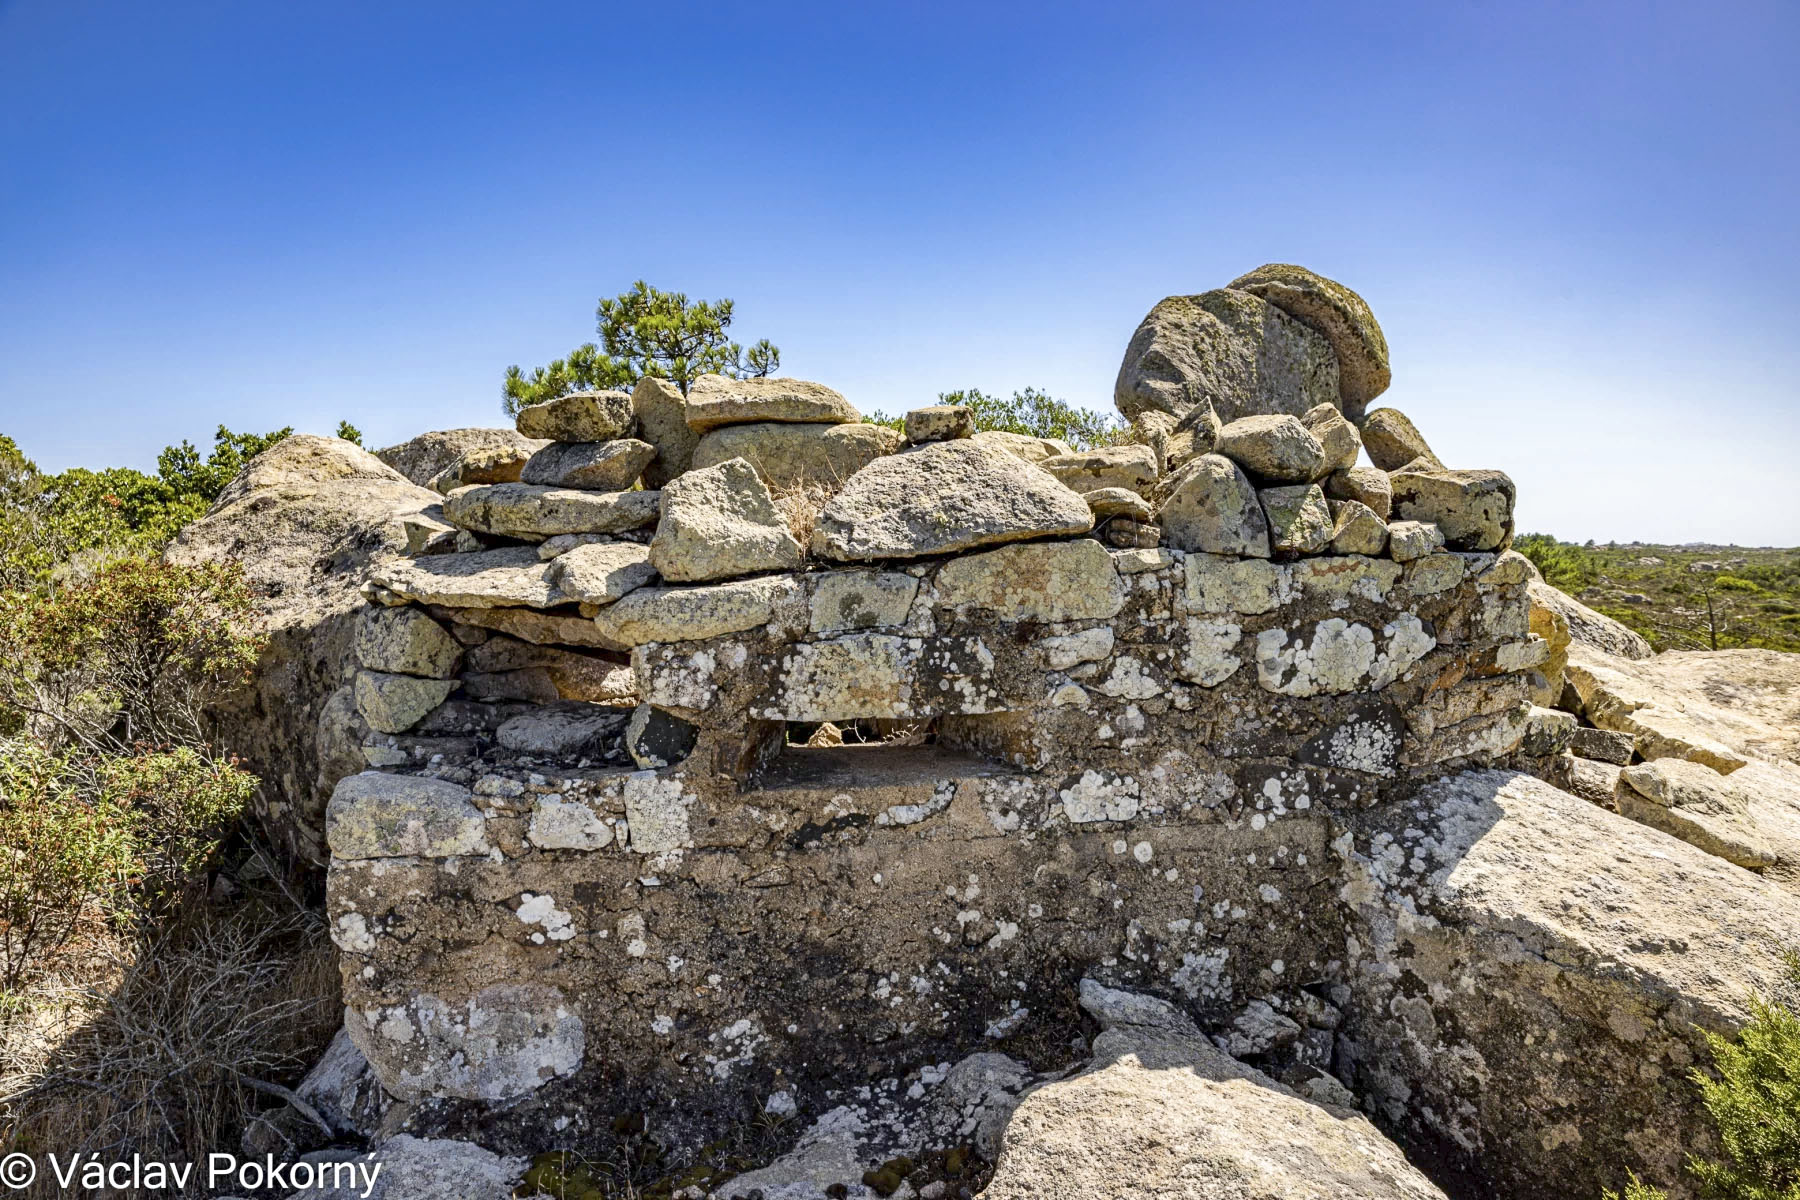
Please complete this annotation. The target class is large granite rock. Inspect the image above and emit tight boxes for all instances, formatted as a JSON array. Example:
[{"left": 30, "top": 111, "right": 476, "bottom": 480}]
[
  {"left": 1299, "top": 402, "right": 1362, "bottom": 474},
  {"left": 167, "top": 435, "right": 440, "bottom": 864},
  {"left": 1565, "top": 643, "right": 1750, "bottom": 774},
  {"left": 368, "top": 546, "right": 564, "bottom": 609},
  {"left": 811, "top": 439, "right": 1092, "bottom": 562},
  {"left": 903, "top": 404, "right": 973, "bottom": 443},
  {"left": 1390, "top": 467, "right": 1516, "bottom": 551},
  {"left": 1229, "top": 264, "right": 1392, "bottom": 422},
  {"left": 518, "top": 439, "right": 657, "bottom": 491},
  {"left": 355, "top": 606, "right": 462, "bottom": 678},
  {"left": 283, "top": 1135, "right": 525, "bottom": 1200},
  {"left": 546, "top": 542, "right": 656, "bottom": 607},
  {"left": 690, "top": 421, "right": 903, "bottom": 491},
  {"left": 1527, "top": 579, "right": 1575, "bottom": 706},
  {"left": 1619, "top": 758, "right": 1776, "bottom": 869},
  {"left": 375, "top": 428, "right": 546, "bottom": 488},
  {"left": 685, "top": 374, "right": 858, "bottom": 432},
  {"left": 983, "top": 980, "right": 1446, "bottom": 1200},
  {"left": 593, "top": 576, "right": 792, "bottom": 646},
  {"left": 1036, "top": 444, "right": 1159, "bottom": 494},
  {"left": 1359, "top": 407, "right": 1442, "bottom": 472},
  {"left": 1327, "top": 498, "right": 1388, "bottom": 557},
  {"left": 427, "top": 441, "right": 542, "bottom": 493},
  {"left": 1338, "top": 769, "right": 1800, "bottom": 1197},
  {"left": 1324, "top": 466, "right": 1392, "bottom": 519},
  {"left": 1113, "top": 288, "right": 1340, "bottom": 424},
  {"left": 1528, "top": 580, "right": 1653, "bottom": 661},
  {"left": 1260, "top": 484, "right": 1333, "bottom": 555},
  {"left": 353, "top": 670, "right": 457, "bottom": 733},
  {"left": 514, "top": 390, "right": 635, "bottom": 442},
  {"left": 968, "top": 429, "right": 1074, "bottom": 463},
  {"left": 632, "top": 375, "right": 701, "bottom": 489},
  {"left": 1215, "top": 414, "right": 1328, "bottom": 483},
  {"left": 650, "top": 457, "right": 804, "bottom": 582},
  {"left": 326, "top": 772, "right": 488, "bottom": 859},
  {"left": 1157, "top": 454, "right": 1270, "bottom": 557},
  {"left": 441, "top": 483, "right": 661, "bottom": 540}
]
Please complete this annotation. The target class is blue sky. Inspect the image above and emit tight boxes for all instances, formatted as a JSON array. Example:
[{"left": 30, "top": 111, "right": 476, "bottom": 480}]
[{"left": 2, "top": 1, "right": 1796, "bottom": 543}]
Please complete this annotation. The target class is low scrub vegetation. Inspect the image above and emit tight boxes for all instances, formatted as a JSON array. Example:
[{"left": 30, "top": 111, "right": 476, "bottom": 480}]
[
  {"left": 0, "top": 431, "right": 342, "bottom": 1184},
  {"left": 1515, "top": 534, "right": 1800, "bottom": 653}
]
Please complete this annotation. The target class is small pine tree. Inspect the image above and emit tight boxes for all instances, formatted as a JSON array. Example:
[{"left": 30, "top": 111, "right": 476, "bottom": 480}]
[
  {"left": 503, "top": 281, "right": 781, "bottom": 414},
  {"left": 335, "top": 420, "right": 364, "bottom": 446}
]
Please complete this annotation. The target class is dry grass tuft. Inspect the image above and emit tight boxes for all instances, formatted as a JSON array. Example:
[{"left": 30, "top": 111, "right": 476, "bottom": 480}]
[
  {"left": 1, "top": 892, "right": 338, "bottom": 1195},
  {"left": 770, "top": 481, "right": 835, "bottom": 553}
]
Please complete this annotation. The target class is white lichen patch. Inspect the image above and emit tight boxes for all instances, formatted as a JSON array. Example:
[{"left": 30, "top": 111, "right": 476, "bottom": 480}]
[
  {"left": 1060, "top": 770, "right": 1141, "bottom": 824},
  {"left": 1176, "top": 618, "right": 1243, "bottom": 686},
  {"left": 1098, "top": 655, "right": 1161, "bottom": 700},
  {"left": 1038, "top": 626, "right": 1114, "bottom": 671},
  {"left": 1256, "top": 615, "right": 1434, "bottom": 696},
  {"left": 529, "top": 795, "right": 615, "bottom": 850},
  {"left": 332, "top": 911, "right": 376, "bottom": 953},
  {"left": 516, "top": 892, "right": 576, "bottom": 942},
  {"left": 623, "top": 772, "right": 693, "bottom": 853}
]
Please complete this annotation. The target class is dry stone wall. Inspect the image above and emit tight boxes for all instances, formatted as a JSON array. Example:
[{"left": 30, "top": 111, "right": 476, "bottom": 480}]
[
  {"left": 264, "top": 264, "right": 1800, "bottom": 1199},
  {"left": 308, "top": 268, "right": 1616, "bottom": 1186}
]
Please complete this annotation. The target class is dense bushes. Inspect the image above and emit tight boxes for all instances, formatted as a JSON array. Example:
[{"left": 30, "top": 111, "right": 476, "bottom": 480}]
[
  {"left": 0, "top": 558, "right": 264, "bottom": 990},
  {"left": 0, "top": 551, "right": 338, "bottom": 1179},
  {"left": 0, "top": 427, "right": 291, "bottom": 590}
]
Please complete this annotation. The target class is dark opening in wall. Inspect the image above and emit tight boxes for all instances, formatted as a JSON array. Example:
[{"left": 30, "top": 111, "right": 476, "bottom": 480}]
[{"left": 783, "top": 717, "right": 938, "bottom": 748}]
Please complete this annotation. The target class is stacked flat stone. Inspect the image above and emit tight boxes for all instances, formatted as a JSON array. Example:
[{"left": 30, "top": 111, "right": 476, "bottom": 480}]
[
  {"left": 347, "top": 261, "right": 1518, "bottom": 795},
  {"left": 357, "top": 372, "right": 1125, "bottom": 762}
]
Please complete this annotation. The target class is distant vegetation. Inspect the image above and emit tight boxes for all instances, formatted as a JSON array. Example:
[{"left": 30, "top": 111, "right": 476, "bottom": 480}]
[
  {"left": 1515, "top": 534, "right": 1800, "bottom": 654},
  {"left": 870, "top": 386, "right": 1129, "bottom": 451},
  {"left": 503, "top": 280, "right": 781, "bottom": 414}
]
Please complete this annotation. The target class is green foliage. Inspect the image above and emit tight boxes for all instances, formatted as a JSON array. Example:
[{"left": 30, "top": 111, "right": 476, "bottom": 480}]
[
  {"left": 1515, "top": 532, "right": 1601, "bottom": 592},
  {"left": 1603, "top": 1173, "right": 1671, "bottom": 1200},
  {"left": 0, "top": 425, "right": 294, "bottom": 586},
  {"left": 102, "top": 746, "right": 256, "bottom": 908},
  {"left": 0, "top": 556, "right": 262, "bottom": 751},
  {"left": 1687, "top": 962, "right": 1800, "bottom": 1200},
  {"left": 335, "top": 420, "right": 364, "bottom": 446},
  {"left": 504, "top": 280, "right": 782, "bottom": 414},
  {"left": 0, "top": 558, "right": 261, "bottom": 989},
  {"left": 1519, "top": 536, "right": 1800, "bottom": 653},
  {"left": 0, "top": 745, "right": 137, "bottom": 988},
  {"left": 869, "top": 387, "right": 1128, "bottom": 451}
]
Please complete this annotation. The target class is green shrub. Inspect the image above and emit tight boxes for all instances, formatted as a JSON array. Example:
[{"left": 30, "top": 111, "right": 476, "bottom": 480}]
[
  {"left": 0, "top": 556, "right": 261, "bottom": 750},
  {"left": 1607, "top": 959, "right": 1800, "bottom": 1199},
  {"left": 102, "top": 747, "right": 256, "bottom": 910},
  {"left": 1689, "top": 967, "right": 1800, "bottom": 1199},
  {"left": 1515, "top": 533, "right": 1601, "bottom": 592},
  {"left": 1714, "top": 575, "right": 1763, "bottom": 594},
  {"left": 871, "top": 386, "right": 1128, "bottom": 451},
  {"left": 0, "top": 745, "right": 136, "bottom": 989}
]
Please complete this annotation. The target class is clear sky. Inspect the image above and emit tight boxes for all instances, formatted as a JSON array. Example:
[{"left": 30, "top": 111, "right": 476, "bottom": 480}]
[{"left": 2, "top": 1, "right": 1796, "bottom": 544}]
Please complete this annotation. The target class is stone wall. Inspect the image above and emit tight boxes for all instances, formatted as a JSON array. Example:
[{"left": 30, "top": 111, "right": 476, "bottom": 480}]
[
  {"left": 304, "top": 265, "right": 1800, "bottom": 1197},
  {"left": 327, "top": 530, "right": 1540, "bottom": 1126}
]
